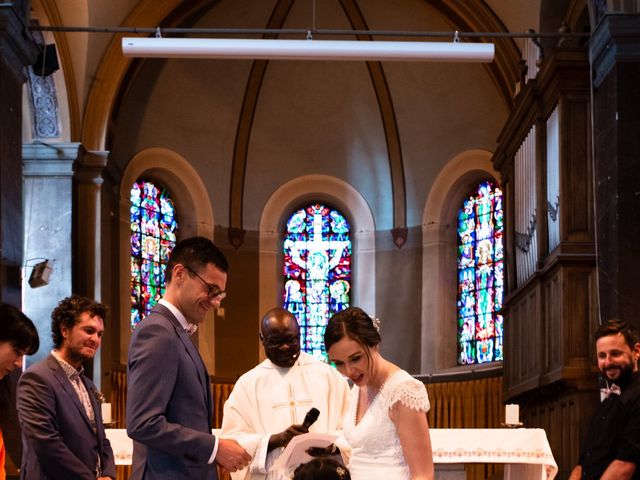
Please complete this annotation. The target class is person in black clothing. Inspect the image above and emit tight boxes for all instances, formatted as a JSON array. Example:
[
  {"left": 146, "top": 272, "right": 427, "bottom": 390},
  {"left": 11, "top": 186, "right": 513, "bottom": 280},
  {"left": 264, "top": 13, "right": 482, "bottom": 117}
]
[{"left": 570, "top": 318, "right": 640, "bottom": 480}]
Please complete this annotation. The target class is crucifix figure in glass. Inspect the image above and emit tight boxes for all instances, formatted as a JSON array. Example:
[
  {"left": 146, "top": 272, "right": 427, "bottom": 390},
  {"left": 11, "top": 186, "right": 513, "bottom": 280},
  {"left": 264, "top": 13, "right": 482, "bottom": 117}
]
[{"left": 283, "top": 204, "right": 352, "bottom": 361}]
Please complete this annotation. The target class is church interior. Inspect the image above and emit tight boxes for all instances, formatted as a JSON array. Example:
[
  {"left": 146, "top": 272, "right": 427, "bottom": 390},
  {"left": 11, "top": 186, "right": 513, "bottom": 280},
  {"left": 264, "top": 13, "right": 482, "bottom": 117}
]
[{"left": 1, "top": 0, "right": 639, "bottom": 478}]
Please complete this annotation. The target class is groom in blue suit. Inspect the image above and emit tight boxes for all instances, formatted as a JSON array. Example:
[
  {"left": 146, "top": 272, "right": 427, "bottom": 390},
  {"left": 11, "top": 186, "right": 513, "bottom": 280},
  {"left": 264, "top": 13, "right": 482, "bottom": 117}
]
[
  {"left": 17, "top": 295, "right": 116, "bottom": 479},
  {"left": 126, "top": 236, "right": 250, "bottom": 480}
]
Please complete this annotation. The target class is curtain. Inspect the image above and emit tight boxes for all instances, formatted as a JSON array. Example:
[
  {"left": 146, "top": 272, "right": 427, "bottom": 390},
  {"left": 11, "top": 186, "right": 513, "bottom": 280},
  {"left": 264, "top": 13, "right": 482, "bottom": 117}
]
[{"left": 426, "top": 376, "right": 503, "bottom": 480}]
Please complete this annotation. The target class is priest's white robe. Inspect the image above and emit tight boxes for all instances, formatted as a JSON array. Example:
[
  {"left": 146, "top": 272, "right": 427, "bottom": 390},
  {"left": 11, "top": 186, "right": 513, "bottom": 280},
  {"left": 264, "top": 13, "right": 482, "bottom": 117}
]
[{"left": 221, "top": 352, "right": 350, "bottom": 480}]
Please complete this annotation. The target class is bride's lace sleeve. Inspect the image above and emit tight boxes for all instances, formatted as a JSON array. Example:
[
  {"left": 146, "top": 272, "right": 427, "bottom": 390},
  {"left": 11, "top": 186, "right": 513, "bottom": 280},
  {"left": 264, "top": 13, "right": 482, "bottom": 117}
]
[{"left": 388, "top": 379, "right": 430, "bottom": 412}]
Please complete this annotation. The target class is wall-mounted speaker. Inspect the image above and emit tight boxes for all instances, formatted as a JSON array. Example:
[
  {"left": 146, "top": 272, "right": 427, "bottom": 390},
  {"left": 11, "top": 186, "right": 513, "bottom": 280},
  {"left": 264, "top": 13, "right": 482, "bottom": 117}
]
[
  {"left": 33, "top": 44, "right": 59, "bottom": 77},
  {"left": 28, "top": 260, "right": 53, "bottom": 288}
]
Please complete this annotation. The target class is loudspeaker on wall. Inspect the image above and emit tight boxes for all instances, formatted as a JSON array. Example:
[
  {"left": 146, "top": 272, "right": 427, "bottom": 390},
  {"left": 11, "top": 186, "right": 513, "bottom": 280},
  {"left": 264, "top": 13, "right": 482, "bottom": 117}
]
[
  {"left": 29, "top": 260, "right": 53, "bottom": 288},
  {"left": 33, "top": 44, "right": 59, "bottom": 77}
]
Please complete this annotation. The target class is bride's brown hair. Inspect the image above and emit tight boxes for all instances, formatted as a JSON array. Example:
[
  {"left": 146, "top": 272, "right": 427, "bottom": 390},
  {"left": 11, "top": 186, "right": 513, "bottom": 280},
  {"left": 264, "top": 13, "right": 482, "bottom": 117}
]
[{"left": 324, "top": 307, "right": 381, "bottom": 367}]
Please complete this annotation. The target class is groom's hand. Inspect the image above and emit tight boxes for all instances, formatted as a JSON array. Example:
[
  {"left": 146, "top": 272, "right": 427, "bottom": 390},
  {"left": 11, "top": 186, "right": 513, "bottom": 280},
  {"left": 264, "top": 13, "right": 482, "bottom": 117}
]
[{"left": 216, "top": 439, "right": 251, "bottom": 472}]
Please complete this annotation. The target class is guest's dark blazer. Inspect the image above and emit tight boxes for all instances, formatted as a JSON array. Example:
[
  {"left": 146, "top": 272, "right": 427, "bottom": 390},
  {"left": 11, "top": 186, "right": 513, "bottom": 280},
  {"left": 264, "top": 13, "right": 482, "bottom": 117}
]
[
  {"left": 16, "top": 354, "right": 116, "bottom": 480},
  {"left": 126, "top": 303, "right": 218, "bottom": 480}
]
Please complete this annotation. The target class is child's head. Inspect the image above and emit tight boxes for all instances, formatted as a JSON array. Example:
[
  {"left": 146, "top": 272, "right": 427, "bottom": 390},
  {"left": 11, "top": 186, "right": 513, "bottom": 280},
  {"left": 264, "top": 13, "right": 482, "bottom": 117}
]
[{"left": 293, "top": 458, "right": 350, "bottom": 480}]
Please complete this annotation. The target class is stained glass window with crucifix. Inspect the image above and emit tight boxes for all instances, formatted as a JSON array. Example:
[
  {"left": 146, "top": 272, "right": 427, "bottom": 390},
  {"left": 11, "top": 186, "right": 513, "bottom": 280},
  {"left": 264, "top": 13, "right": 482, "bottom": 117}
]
[
  {"left": 283, "top": 204, "right": 352, "bottom": 361},
  {"left": 130, "top": 180, "right": 178, "bottom": 329}
]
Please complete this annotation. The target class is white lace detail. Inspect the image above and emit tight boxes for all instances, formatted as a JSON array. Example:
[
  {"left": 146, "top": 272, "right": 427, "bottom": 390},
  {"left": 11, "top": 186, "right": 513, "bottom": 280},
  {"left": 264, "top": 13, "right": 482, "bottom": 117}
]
[
  {"left": 343, "top": 370, "right": 430, "bottom": 480},
  {"left": 388, "top": 378, "right": 430, "bottom": 412}
]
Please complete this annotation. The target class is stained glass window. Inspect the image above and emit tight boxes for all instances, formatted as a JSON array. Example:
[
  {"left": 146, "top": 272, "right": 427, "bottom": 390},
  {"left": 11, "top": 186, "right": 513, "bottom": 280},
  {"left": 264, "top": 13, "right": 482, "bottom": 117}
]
[
  {"left": 130, "top": 180, "right": 178, "bottom": 329},
  {"left": 457, "top": 181, "right": 504, "bottom": 364},
  {"left": 283, "top": 204, "right": 352, "bottom": 361}
]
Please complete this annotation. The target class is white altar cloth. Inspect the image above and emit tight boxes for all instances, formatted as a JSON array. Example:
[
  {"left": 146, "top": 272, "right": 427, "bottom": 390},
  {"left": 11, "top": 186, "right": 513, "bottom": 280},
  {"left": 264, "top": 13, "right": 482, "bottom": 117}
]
[
  {"left": 430, "top": 428, "right": 557, "bottom": 480},
  {"left": 107, "top": 428, "right": 223, "bottom": 465},
  {"left": 106, "top": 428, "right": 557, "bottom": 479}
]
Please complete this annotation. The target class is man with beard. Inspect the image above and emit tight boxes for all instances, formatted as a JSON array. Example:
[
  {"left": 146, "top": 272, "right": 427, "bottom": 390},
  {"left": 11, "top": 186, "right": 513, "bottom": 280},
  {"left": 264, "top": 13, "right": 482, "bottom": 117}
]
[
  {"left": 569, "top": 319, "right": 640, "bottom": 480},
  {"left": 127, "top": 236, "right": 250, "bottom": 480},
  {"left": 16, "top": 295, "right": 116, "bottom": 479},
  {"left": 221, "top": 307, "right": 350, "bottom": 480}
]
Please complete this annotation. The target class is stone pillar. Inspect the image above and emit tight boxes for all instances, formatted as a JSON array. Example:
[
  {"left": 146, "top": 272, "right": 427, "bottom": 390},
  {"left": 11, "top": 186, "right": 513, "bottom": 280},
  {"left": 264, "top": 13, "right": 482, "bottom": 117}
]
[
  {"left": 74, "top": 148, "right": 108, "bottom": 299},
  {"left": 22, "top": 143, "right": 79, "bottom": 365},
  {"left": 74, "top": 147, "right": 109, "bottom": 385},
  {"left": 590, "top": 14, "right": 640, "bottom": 326},
  {"left": 0, "top": 4, "right": 38, "bottom": 477},
  {"left": 0, "top": 4, "right": 37, "bottom": 304}
]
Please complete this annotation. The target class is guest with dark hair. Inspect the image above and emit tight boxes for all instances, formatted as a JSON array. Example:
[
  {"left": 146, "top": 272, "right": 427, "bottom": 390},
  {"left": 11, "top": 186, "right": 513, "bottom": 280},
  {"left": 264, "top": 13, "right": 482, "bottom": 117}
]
[
  {"left": 0, "top": 303, "right": 39, "bottom": 380},
  {"left": 325, "top": 307, "right": 434, "bottom": 480},
  {"left": 569, "top": 318, "right": 640, "bottom": 480},
  {"left": 16, "top": 294, "right": 115, "bottom": 479},
  {"left": 0, "top": 303, "right": 39, "bottom": 479},
  {"left": 293, "top": 458, "right": 351, "bottom": 480},
  {"left": 49, "top": 295, "right": 107, "bottom": 350},
  {"left": 127, "top": 236, "right": 250, "bottom": 479}
]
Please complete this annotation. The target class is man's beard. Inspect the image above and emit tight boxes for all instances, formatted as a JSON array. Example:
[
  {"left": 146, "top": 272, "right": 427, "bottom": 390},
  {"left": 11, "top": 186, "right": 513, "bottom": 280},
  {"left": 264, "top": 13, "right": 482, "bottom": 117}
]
[
  {"left": 269, "top": 348, "right": 300, "bottom": 368},
  {"left": 604, "top": 362, "right": 635, "bottom": 389}
]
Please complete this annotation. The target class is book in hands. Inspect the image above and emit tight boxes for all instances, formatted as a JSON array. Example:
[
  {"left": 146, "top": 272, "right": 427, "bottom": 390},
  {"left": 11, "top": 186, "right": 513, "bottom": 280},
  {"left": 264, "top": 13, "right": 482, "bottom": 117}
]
[{"left": 269, "top": 433, "right": 338, "bottom": 475}]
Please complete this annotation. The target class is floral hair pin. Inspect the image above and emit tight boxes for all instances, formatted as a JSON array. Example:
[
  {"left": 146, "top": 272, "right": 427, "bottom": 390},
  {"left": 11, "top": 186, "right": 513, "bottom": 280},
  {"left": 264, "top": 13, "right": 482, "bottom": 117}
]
[{"left": 372, "top": 317, "right": 381, "bottom": 334}]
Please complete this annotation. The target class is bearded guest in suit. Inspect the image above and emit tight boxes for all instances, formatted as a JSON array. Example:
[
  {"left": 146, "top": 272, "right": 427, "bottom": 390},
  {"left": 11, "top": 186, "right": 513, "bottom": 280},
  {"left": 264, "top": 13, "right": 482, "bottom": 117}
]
[
  {"left": 126, "top": 236, "right": 250, "bottom": 480},
  {"left": 16, "top": 295, "right": 115, "bottom": 480}
]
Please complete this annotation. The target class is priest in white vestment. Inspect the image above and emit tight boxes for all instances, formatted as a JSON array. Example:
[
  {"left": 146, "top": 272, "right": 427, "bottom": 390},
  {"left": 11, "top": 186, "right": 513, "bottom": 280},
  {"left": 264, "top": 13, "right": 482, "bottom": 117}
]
[{"left": 221, "top": 308, "right": 350, "bottom": 480}]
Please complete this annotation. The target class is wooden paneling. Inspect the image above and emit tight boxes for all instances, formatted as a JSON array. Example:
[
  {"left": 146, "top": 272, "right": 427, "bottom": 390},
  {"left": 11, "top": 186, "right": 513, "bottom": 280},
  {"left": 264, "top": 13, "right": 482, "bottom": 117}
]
[
  {"left": 524, "top": 388, "right": 597, "bottom": 479},
  {"left": 494, "top": 49, "right": 597, "bottom": 473},
  {"left": 505, "top": 282, "right": 542, "bottom": 397},
  {"left": 543, "top": 270, "right": 561, "bottom": 372}
]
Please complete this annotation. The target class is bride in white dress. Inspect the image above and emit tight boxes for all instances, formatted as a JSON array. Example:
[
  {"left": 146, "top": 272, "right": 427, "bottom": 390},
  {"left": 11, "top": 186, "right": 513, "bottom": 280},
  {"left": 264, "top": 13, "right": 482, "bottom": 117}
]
[{"left": 325, "top": 307, "right": 434, "bottom": 480}]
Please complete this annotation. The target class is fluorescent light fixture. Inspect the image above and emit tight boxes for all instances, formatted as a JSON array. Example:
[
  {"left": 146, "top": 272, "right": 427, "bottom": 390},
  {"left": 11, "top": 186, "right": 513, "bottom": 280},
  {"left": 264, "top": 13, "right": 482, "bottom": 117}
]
[{"left": 122, "top": 37, "right": 494, "bottom": 62}]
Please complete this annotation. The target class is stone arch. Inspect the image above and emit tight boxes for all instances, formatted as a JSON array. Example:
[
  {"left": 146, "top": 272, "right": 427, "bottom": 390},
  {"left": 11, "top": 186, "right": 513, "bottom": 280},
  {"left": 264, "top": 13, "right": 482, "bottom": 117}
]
[
  {"left": 116, "top": 147, "right": 215, "bottom": 364},
  {"left": 258, "top": 174, "right": 376, "bottom": 350},
  {"left": 420, "top": 149, "right": 501, "bottom": 373}
]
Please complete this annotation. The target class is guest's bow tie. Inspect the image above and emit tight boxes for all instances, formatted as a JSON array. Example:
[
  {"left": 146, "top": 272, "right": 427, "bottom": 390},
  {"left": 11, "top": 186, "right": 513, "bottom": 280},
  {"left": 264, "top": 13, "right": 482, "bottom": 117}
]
[
  {"left": 184, "top": 323, "right": 198, "bottom": 336},
  {"left": 600, "top": 383, "right": 622, "bottom": 400}
]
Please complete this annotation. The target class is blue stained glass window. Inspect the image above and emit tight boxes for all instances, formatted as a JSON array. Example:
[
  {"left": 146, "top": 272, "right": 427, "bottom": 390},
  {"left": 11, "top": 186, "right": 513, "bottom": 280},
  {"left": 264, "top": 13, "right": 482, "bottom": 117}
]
[
  {"left": 283, "top": 204, "right": 352, "bottom": 361},
  {"left": 130, "top": 180, "right": 178, "bottom": 329},
  {"left": 457, "top": 181, "right": 504, "bottom": 364}
]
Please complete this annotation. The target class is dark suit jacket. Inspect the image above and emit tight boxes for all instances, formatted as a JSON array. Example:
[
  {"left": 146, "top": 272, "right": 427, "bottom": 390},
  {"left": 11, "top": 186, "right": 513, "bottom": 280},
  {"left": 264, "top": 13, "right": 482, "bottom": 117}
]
[
  {"left": 16, "top": 354, "right": 116, "bottom": 480},
  {"left": 126, "top": 303, "right": 218, "bottom": 480}
]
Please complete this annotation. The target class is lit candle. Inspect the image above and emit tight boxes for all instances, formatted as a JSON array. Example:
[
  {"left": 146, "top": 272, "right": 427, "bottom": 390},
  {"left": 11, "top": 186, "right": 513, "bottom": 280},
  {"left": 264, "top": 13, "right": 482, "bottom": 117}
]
[
  {"left": 101, "top": 402, "right": 112, "bottom": 424},
  {"left": 505, "top": 404, "right": 519, "bottom": 425}
]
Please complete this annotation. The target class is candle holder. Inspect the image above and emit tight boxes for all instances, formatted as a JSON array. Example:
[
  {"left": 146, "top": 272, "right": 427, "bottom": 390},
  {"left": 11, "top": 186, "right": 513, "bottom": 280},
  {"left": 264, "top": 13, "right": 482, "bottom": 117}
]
[
  {"left": 103, "top": 419, "right": 118, "bottom": 428},
  {"left": 500, "top": 421, "right": 524, "bottom": 428}
]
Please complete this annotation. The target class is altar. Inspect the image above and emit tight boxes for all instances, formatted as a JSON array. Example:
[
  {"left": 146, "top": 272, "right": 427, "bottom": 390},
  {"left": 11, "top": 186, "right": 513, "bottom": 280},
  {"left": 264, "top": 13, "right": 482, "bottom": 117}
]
[
  {"left": 429, "top": 428, "right": 557, "bottom": 479},
  {"left": 106, "top": 428, "right": 557, "bottom": 479}
]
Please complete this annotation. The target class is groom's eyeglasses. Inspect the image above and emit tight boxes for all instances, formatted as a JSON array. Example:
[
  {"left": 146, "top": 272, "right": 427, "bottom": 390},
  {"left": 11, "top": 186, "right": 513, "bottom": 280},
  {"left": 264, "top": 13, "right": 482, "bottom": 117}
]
[{"left": 184, "top": 265, "right": 226, "bottom": 301}]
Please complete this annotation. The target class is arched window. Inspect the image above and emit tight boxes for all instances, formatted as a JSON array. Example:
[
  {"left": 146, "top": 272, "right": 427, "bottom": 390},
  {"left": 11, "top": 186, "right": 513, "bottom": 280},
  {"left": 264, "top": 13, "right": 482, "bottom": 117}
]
[
  {"left": 457, "top": 181, "right": 504, "bottom": 364},
  {"left": 130, "top": 180, "right": 178, "bottom": 329},
  {"left": 283, "top": 203, "right": 352, "bottom": 361}
]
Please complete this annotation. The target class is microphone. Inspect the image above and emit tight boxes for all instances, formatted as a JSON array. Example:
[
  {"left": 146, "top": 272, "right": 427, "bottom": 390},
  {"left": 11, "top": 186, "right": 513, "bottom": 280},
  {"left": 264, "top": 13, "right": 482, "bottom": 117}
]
[{"left": 302, "top": 407, "right": 320, "bottom": 430}]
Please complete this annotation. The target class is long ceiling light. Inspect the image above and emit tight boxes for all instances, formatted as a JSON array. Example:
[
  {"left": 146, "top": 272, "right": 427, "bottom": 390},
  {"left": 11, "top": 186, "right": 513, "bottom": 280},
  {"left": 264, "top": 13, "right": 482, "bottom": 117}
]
[{"left": 122, "top": 37, "right": 495, "bottom": 62}]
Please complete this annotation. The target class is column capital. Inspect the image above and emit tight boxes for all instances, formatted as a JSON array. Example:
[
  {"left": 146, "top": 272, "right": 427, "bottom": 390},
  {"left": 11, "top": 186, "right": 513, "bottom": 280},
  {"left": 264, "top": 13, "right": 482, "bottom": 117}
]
[
  {"left": 74, "top": 147, "right": 109, "bottom": 185},
  {"left": 22, "top": 142, "right": 80, "bottom": 176},
  {"left": 590, "top": 14, "right": 640, "bottom": 87}
]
